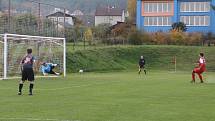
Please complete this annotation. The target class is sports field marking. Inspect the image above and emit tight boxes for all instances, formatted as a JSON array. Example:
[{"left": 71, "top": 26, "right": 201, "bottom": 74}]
[
  {"left": 36, "top": 84, "right": 95, "bottom": 91},
  {"left": 0, "top": 117, "right": 80, "bottom": 121},
  {"left": 0, "top": 76, "right": 60, "bottom": 80},
  {"left": 0, "top": 80, "right": 121, "bottom": 91}
]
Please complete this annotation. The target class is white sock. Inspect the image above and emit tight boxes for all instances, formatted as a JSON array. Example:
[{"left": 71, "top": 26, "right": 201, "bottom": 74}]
[{"left": 53, "top": 64, "right": 57, "bottom": 66}]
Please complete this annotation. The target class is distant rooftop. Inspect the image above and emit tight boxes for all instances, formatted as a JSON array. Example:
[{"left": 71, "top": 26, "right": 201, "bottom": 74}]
[
  {"left": 47, "top": 11, "right": 73, "bottom": 17},
  {"left": 72, "top": 10, "right": 84, "bottom": 16},
  {"left": 95, "top": 7, "right": 124, "bottom": 16}
]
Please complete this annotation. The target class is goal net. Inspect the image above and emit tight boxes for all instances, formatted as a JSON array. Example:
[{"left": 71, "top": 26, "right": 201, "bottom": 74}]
[{"left": 0, "top": 33, "right": 66, "bottom": 80}]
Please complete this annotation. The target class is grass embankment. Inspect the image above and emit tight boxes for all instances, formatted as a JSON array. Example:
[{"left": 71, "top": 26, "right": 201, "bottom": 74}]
[{"left": 67, "top": 45, "right": 215, "bottom": 73}]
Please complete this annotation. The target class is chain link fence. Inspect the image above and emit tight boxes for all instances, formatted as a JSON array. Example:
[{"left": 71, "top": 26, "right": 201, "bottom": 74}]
[{"left": 0, "top": 0, "right": 67, "bottom": 37}]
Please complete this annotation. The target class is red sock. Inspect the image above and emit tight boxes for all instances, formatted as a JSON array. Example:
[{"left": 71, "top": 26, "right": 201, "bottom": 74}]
[
  {"left": 192, "top": 72, "right": 195, "bottom": 81},
  {"left": 198, "top": 73, "right": 203, "bottom": 81}
]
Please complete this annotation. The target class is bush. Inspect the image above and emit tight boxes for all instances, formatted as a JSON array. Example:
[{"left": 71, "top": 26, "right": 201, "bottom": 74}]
[
  {"left": 186, "top": 33, "right": 203, "bottom": 46},
  {"left": 90, "top": 23, "right": 205, "bottom": 46},
  {"left": 170, "top": 31, "right": 186, "bottom": 45},
  {"left": 152, "top": 32, "right": 170, "bottom": 45},
  {"left": 128, "top": 30, "right": 143, "bottom": 45}
]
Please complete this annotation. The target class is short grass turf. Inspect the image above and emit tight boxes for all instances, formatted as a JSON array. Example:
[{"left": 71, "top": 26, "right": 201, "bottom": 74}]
[{"left": 0, "top": 71, "right": 215, "bottom": 121}]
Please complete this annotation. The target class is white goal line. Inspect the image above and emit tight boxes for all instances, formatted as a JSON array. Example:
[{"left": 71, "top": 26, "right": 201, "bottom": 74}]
[
  {"left": 0, "top": 76, "right": 60, "bottom": 80},
  {"left": 0, "top": 117, "right": 79, "bottom": 121}
]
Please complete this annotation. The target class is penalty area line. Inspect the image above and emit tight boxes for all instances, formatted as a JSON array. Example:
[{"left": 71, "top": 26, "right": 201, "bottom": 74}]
[
  {"left": 0, "top": 80, "right": 121, "bottom": 91},
  {"left": 36, "top": 81, "right": 118, "bottom": 91},
  {"left": 0, "top": 76, "right": 60, "bottom": 80},
  {"left": 0, "top": 117, "right": 80, "bottom": 121}
]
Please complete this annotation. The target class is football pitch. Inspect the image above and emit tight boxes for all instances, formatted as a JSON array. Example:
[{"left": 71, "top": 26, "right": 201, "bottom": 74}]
[{"left": 1, "top": 71, "right": 215, "bottom": 121}]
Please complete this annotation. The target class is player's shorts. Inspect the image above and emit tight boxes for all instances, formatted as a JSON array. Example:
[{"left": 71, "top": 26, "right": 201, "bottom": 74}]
[
  {"left": 48, "top": 66, "right": 56, "bottom": 74},
  {"left": 139, "top": 65, "right": 145, "bottom": 69},
  {"left": 22, "top": 68, "right": 34, "bottom": 81},
  {"left": 193, "top": 67, "right": 205, "bottom": 74}
]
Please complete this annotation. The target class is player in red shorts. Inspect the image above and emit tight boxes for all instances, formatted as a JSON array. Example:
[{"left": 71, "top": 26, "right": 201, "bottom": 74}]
[{"left": 191, "top": 53, "right": 206, "bottom": 83}]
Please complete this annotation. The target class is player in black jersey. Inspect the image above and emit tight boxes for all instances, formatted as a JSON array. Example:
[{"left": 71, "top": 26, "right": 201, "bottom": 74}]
[
  {"left": 138, "top": 56, "right": 146, "bottom": 75},
  {"left": 18, "top": 49, "right": 35, "bottom": 95}
]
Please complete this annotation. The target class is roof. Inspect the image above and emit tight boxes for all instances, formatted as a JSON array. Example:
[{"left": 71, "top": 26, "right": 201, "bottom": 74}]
[
  {"left": 46, "top": 11, "right": 73, "bottom": 17},
  {"left": 72, "top": 10, "right": 84, "bottom": 16},
  {"left": 95, "top": 7, "right": 124, "bottom": 16}
]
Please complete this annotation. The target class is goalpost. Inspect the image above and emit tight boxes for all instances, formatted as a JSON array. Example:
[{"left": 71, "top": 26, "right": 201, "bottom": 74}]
[{"left": 0, "top": 33, "right": 66, "bottom": 80}]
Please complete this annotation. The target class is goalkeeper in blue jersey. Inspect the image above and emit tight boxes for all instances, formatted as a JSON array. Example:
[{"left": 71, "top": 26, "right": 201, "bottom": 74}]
[{"left": 41, "top": 62, "right": 60, "bottom": 76}]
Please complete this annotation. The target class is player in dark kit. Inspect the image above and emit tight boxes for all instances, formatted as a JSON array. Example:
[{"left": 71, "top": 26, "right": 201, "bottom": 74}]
[
  {"left": 18, "top": 49, "right": 35, "bottom": 95},
  {"left": 138, "top": 56, "right": 146, "bottom": 75}
]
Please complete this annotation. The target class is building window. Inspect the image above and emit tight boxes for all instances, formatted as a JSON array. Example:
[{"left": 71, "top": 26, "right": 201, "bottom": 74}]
[
  {"left": 144, "top": 2, "right": 172, "bottom": 13},
  {"left": 149, "top": 3, "right": 153, "bottom": 12},
  {"left": 158, "top": 17, "right": 162, "bottom": 25},
  {"left": 163, "top": 3, "right": 168, "bottom": 12},
  {"left": 144, "top": 3, "right": 149, "bottom": 12},
  {"left": 190, "top": 16, "right": 194, "bottom": 26},
  {"left": 195, "top": 16, "right": 200, "bottom": 25},
  {"left": 144, "top": 17, "right": 172, "bottom": 26},
  {"left": 196, "top": 2, "right": 201, "bottom": 11},
  {"left": 180, "top": 16, "right": 210, "bottom": 26},
  {"left": 59, "top": 18, "right": 64, "bottom": 22},
  {"left": 49, "top": 17, "right": 56, "bottom": 22},
  {"left": 148, "top": 17, "right": 153, "bottom": 25},
  {"left": 163, "top": 17, "right": 168, "bottom": 25},
  {"left": 180, "top": 2, "right": 210, "bottom": 12},
  {"left": 158, "top": 3, "right": 162, "bottom": 12},
  {"left": 152, "top": 3, "right": 156, "bottom": 12},
  {"left": 205, "top": 16, "right": 210, "bottom": 25},
  {"left": 144, "top": 17, "right": 149, "bottom": 25}
]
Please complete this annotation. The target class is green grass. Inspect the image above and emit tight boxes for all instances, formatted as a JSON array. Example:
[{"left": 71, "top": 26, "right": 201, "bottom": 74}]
[{"left": 1, "top": 71, "right": 215, "bottom": 121}]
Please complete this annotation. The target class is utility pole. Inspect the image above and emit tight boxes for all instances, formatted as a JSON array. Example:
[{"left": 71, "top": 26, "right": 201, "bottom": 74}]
[
  {"left": 64, "top": 8, "right": 66, "bottom": 38},
  {"left": 0, "top": 0, "right": 2, "bottom": 11},
  {"left": 8, "top": 0, "right": 11, "bottom": 33},
  {"left": 38, "top": 1, "right": 41, "bottom": 35}
]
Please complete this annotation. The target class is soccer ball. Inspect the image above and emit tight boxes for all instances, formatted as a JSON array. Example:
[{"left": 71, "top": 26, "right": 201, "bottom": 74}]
[{"left": 79, "top": 69, "right": 83, "bottom": 73}]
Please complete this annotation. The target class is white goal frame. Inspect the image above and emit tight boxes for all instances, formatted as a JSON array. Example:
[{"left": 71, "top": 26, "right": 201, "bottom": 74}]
[{"left": 0, "top": 33, "right": 66, "bottom": 80}]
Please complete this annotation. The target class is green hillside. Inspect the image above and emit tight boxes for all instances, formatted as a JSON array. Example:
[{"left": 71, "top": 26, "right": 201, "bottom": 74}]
[{"left": 67, "top": 45, "right": 215, "bottom": 73}]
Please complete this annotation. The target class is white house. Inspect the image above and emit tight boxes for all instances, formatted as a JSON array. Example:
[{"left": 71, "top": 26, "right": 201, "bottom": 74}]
[
  {"left": 46, "top": 11, "right": 74, "bottom": 28},
  {"left": 95, "top": 7, "right": 125, "bottom": 26}
]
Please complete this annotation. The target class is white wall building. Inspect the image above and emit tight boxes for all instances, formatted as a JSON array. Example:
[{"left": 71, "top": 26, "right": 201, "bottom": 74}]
[
  {"left": 46, "top": 11, "right": 74, "bottom": 28},
  {"left": 95, "top": 7, "right": 125, "bottom": 26}
]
